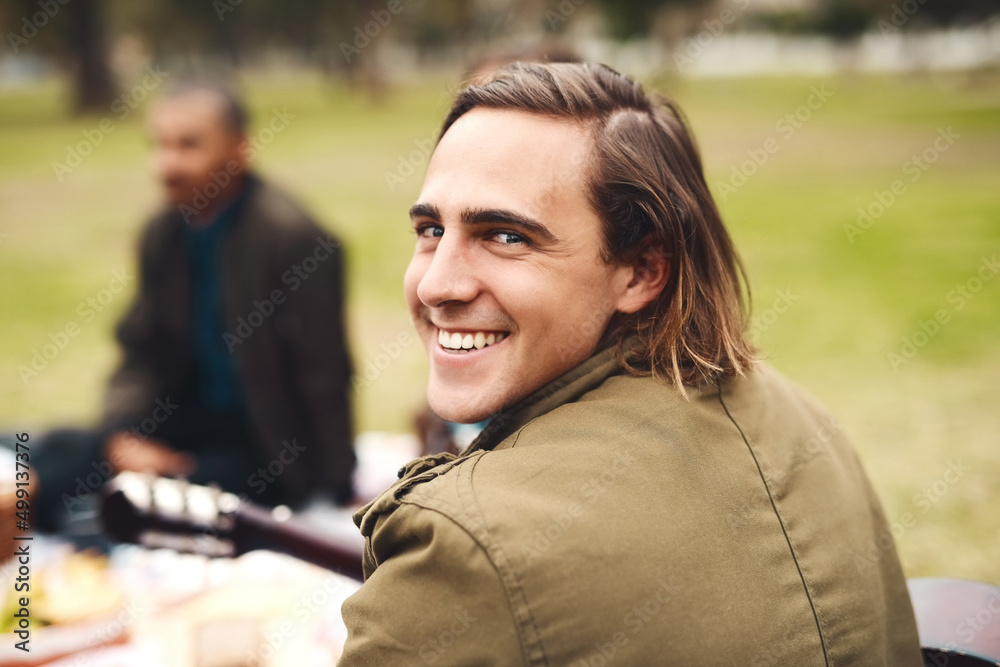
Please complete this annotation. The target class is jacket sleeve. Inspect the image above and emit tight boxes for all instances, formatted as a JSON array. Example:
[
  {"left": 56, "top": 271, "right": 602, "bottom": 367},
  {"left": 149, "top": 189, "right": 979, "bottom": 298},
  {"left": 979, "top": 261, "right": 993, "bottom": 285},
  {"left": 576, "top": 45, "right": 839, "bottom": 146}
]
[
  {"left": 101, "top": 223, "right": 166, "bottom": 430},
  {"left": 278, "top": 229, "right": 355, "bottom": 493},
  {"left": 339, "top": 501, "right": 524, "bottom": 666}
]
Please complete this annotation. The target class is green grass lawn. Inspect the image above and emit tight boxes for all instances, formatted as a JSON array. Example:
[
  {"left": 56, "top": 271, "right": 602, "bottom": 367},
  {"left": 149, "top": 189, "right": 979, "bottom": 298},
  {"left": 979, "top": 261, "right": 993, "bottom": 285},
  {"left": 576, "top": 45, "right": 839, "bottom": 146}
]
[{"left": 1, "top": 67, "right": 997, "bottom": 582}]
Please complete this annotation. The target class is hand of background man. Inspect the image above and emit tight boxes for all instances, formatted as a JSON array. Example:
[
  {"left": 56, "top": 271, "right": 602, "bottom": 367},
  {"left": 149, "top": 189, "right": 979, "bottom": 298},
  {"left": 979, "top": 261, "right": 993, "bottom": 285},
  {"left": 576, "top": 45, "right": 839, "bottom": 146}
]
[{"left": 105, "top": 431, "right": 196, "bottom": 477}]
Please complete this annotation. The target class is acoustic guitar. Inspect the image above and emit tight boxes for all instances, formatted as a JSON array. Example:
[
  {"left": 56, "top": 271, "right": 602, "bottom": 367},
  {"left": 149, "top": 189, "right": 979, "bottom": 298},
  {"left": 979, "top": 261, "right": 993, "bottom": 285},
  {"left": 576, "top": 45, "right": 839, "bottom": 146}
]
[{"left": 99, "top": 472, "right": 365, "bottom": 581}]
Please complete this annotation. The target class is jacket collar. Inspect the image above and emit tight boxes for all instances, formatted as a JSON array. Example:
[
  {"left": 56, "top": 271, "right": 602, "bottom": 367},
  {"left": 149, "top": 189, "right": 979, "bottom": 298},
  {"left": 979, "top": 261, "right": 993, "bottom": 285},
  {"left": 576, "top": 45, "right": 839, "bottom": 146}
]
[
  {"left": 465, "top": 343, "right": 624, "bottom": 453},
  {"left": 167, "top": 171, "right": 259, "bottom": 229},
  {"left": 352, "top": 343, "right": 626, "bottom": 532}
]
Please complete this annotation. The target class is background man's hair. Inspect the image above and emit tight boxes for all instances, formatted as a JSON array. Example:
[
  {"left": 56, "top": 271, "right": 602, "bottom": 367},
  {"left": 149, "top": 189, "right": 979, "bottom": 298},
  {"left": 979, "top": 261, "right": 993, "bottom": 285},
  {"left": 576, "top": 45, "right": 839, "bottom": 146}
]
[
  {"left": 439, "top": 61, "right": 756, "bottom": 389},
  {"left": 161, "top": 74, "right": 249, "bottom": 135}
]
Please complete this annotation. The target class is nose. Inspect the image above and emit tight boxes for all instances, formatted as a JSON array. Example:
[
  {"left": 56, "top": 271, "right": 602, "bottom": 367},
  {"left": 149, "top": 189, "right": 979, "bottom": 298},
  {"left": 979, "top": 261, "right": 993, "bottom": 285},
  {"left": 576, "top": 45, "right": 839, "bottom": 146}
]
[{"left": 416, "top": 232, "right": 481, "bottom": 308}]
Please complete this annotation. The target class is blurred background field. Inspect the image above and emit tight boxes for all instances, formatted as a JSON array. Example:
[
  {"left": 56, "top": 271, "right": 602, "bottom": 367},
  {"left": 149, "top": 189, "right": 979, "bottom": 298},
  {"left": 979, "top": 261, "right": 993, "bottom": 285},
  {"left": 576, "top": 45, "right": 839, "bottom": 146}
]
[{"left": 1, "top": 0, "right": 998, "bottom": 585}]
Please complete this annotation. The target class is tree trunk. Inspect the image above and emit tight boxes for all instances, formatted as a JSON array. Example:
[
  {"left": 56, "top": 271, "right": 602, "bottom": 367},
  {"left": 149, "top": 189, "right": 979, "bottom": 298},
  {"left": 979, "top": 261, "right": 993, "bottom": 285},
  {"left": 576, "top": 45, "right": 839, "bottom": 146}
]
[{"left": 67, "top": 0, "right": 117, "bottom": 113}]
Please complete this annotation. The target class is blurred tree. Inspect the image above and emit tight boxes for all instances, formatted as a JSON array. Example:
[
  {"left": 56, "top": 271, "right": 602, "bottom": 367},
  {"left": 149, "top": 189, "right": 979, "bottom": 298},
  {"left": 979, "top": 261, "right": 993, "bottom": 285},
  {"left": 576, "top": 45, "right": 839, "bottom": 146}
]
[
  {"left": 66, "top": 0, "right": 117, "bottom": 111},
  {"left": 1, "top": 0, "right": 117, "bottom": 112},
  {"left": 749, "top": 0, "right": 1000, "bottom": 37},
  {"left": 815, "top": 2, "right": 874, "bottom": 38},
  {"left": 398, "top": 0, "right": 477, "bottom": 59},
  {"left": 595, "top": 0, "right": 711, "bottom": 40},
  {"left": 914, "top": 0, "right": 1000, "bottom": 24},
  {"left": 108, "top": 0, "right": 357, "bottom": 70}
]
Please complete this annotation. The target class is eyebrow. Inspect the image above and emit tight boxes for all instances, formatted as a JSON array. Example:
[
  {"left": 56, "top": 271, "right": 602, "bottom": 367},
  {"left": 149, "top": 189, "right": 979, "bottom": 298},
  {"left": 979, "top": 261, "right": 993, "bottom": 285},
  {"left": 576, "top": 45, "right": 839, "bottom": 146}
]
[{"left": 409, "top": 203, "right": 557, "bottom": 244}]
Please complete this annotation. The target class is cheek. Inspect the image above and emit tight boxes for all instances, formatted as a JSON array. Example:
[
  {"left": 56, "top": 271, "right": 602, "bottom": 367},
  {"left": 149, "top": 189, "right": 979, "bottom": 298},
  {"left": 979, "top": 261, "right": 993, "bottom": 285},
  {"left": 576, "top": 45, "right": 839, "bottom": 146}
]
[
  {"left": 528, "top": 264, "right": 619, "bottom": 350},
  {"left": 187, "top": 149, "right": 222, "bottom": 178},
  {"left": 174, "top": 153, "right": 203, "bottom": 178}
]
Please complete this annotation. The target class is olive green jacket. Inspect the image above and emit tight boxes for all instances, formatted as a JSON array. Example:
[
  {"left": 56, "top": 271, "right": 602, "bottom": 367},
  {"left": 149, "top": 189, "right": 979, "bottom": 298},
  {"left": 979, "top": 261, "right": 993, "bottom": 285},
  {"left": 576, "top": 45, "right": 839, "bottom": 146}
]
[{"left": 339, "top": 347, "right": 922, "bottom": 666}]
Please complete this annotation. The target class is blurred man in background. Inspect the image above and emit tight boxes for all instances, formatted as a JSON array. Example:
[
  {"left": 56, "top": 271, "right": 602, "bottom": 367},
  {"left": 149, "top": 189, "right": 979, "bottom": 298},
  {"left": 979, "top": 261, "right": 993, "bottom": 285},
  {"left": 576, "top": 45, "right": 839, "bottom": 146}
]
[{"left": 32, "top": 78, "right": 356, "bottom": 532}]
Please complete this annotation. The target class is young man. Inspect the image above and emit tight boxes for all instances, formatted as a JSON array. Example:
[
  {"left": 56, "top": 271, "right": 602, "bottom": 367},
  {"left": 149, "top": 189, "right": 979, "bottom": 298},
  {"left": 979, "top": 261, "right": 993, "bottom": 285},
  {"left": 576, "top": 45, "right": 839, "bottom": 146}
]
[{"left": 339, "top": 63, "right": 921, "bottom": 665}]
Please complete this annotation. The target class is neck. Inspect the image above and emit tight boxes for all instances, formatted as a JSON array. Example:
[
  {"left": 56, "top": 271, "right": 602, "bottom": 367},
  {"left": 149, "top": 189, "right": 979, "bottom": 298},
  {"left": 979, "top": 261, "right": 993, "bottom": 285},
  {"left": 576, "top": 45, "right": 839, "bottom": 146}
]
[{"left": 184, "top": 175, "right": 247, "bottom": 227}]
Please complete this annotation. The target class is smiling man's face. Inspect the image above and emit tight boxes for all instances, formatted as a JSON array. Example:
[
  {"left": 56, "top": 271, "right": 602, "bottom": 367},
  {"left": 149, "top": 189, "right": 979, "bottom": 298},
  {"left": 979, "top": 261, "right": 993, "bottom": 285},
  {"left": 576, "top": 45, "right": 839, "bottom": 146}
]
[{"left": 404, "top": 109, "right": 637, "bottom": 424}]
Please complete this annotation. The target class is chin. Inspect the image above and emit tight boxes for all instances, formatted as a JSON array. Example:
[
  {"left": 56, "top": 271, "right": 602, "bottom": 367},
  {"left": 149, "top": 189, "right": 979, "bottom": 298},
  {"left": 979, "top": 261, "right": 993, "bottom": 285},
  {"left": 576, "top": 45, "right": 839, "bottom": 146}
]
[
  {"left": 427, "top": 390, "right": 498, "bottom": 425},
  {"left": 163, "top": 189, "right": 188, "bottom": 207}
]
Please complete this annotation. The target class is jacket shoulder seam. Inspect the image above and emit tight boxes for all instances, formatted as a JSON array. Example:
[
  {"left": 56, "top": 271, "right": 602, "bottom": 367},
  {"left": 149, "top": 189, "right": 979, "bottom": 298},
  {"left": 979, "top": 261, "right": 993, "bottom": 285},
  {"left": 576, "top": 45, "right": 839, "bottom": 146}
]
[
  {"left": 460, "top": 454, "right": 549, "bottom": 665},
  {"left": 399, "top": 458, "right": 549, "bottom": 666},
  {"left": 716, "top": 381, "right": 832, "bottom": 667}
]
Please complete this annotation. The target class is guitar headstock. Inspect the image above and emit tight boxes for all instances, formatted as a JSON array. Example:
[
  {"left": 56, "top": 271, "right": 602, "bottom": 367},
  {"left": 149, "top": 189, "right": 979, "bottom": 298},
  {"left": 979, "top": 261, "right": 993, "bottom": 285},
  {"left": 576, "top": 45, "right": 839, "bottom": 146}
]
[{"left": 101, "top": 472, "right": 245, "bottom": 558}]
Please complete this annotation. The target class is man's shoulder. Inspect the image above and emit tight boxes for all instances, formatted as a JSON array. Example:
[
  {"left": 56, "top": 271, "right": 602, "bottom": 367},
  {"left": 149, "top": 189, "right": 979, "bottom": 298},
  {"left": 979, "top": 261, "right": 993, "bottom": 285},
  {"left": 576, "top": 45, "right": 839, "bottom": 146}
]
[
  {"left": 388, "top": 362, "right": 843, "bottom": 546},
  {"left": 394, "top": 365, "right": 784, "bottom": 496},
  {"left": 356, "top": 364, "right": 919, "bottom": 664},
  {"left": 242, "top": 177, "right": 326, "bottom": 236},
  {"left": 137, "top": 178, "right": 320, "bottom": 235},
  {"left": 136, "top": 207, "right": 184, "bottom": 256},
  {"left": 365, "top": 361, "right": 830, "bottom": 525},
  {"left": 361, "top": 448, "right": 577, "bottom": 546}
]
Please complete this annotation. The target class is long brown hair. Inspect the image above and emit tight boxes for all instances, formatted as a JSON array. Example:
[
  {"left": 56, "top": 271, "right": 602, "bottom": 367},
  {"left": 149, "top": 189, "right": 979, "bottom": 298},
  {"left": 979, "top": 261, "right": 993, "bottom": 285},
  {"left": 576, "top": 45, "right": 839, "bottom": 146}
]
[{"left": 440, "top": 62, "right": 755, "bottom": 389}]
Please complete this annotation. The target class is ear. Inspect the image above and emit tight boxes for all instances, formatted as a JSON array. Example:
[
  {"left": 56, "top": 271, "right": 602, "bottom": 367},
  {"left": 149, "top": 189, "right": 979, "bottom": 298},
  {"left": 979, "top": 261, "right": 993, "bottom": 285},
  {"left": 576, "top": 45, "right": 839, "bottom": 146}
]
[{"left": 615, "top": 241, "right": 670, "bottom": 315}]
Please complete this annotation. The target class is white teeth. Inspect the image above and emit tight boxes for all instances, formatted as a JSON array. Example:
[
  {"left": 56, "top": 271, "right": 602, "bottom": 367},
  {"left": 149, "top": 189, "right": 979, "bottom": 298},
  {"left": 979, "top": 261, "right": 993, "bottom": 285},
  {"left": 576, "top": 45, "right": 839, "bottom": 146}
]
[{"left": 438, "top": 329, "right": 507, "bottom": 351}]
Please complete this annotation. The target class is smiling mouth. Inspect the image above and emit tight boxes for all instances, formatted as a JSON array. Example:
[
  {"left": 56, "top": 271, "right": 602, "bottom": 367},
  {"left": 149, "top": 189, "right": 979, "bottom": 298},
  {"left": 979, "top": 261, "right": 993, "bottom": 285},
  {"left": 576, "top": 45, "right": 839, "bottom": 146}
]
[{"left": 437, "top": 328, "right": 509, "bottom": 352}]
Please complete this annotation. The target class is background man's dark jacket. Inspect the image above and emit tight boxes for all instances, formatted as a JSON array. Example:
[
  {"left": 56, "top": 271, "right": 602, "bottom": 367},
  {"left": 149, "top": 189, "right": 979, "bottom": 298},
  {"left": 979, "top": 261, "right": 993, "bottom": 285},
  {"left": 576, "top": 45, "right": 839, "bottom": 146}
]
[{"left": 103, "top": 176, "right": 355, "bottom": 504}]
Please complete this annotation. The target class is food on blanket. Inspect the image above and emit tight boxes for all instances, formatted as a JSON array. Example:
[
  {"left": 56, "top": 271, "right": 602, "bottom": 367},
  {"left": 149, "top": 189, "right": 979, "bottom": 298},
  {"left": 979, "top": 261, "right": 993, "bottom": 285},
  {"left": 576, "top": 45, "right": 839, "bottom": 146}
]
[{"left": 1, "top": 551, "right": 124, "bottom": 633}]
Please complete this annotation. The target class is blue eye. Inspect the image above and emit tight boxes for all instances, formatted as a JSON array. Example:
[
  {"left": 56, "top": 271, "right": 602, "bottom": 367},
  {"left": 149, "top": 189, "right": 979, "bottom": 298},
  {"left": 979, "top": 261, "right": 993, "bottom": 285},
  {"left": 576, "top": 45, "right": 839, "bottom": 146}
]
[
  {"left": 494, "top": 231, "right": 526, "bottom": 245},
  {"left": 416, "top": 225, "right": 443, "bottom": 238}
]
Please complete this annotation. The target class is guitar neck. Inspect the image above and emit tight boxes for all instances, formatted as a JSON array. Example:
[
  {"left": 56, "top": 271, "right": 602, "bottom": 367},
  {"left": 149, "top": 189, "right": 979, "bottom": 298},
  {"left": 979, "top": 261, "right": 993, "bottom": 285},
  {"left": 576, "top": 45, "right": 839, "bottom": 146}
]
[{"left": 231, "top": 503, "right": 365, "bottom": 580}]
